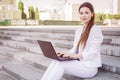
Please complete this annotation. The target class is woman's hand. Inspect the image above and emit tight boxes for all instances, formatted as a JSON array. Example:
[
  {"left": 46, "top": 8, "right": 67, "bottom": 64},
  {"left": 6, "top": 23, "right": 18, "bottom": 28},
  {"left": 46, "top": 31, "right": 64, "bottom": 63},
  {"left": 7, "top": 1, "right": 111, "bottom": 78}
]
[
  {"left": 57, "top": 52, "right": 70, "bottom": 57},
  {"left": 57, "top": 53, "right": 64, "bottom": 57},
  {"left": 65, "top": 54, "right": 80, "bottom": 59},
  {"left": 57, "top": 52, "right": 82, "bottom": 59}
]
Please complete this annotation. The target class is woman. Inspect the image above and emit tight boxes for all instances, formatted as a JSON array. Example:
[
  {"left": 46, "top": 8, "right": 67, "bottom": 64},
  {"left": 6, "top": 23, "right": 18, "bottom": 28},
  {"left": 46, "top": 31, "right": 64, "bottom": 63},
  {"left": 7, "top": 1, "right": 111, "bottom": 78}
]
[{"left": 41, "top": 2, "right": 103, "bottom": 80}]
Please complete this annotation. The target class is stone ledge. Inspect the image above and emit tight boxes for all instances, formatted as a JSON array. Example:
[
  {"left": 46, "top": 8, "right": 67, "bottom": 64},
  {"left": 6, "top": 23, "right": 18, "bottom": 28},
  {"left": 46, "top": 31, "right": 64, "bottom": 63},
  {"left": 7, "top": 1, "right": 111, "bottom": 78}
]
[
  {"left": 0, "top": 71, "right": 17, "bottom": 80},
  {"left": 2, "top": 61, "right": 44, "bottom": 80}
]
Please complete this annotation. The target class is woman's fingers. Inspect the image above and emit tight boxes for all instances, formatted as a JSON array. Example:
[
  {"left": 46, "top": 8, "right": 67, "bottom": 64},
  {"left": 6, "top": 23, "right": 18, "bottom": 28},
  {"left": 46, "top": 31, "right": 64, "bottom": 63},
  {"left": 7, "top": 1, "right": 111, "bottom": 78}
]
[
  {"left": 68, "top": 54, "right": 76, "bottom": 59},
  {"left": 63, "top": 54, "right": 70, "bottom": 57},
  {"left": 57, "top": 52, "right": 75, "bottom": 58},
  {"left": 68, "top": 56, "right": 75, "bottom": 59},
  {"left": 57, "top": 53, "right": 64, "bottom": 57}
]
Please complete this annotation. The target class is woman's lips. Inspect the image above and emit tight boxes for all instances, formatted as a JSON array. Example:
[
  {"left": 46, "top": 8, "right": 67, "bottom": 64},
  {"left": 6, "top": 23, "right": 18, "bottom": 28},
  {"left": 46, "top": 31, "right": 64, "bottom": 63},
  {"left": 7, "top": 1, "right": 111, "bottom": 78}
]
[{"left": 82, "top": 19, "right": 87, "bottom": 20}]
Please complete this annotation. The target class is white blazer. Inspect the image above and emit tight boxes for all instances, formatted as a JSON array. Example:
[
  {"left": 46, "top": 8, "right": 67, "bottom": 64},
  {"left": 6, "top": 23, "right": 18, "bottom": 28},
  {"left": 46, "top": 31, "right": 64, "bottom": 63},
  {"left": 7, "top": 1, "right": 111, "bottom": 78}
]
[{"left": 68, "top": 25, "right": 103, "bottom": 68}]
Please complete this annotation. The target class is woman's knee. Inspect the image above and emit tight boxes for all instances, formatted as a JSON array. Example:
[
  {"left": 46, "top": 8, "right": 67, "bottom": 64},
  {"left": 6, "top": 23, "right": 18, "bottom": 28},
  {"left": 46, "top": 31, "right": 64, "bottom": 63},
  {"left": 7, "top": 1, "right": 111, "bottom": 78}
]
[{"left": 51, "top": 60, "right": 61, "bottom": 66}]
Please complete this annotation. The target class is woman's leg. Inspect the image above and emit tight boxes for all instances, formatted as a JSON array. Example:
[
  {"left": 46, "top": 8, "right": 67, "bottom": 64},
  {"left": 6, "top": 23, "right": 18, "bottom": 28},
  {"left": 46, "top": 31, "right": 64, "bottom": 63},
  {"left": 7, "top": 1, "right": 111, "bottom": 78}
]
[
  {"left": 42, "top": 60, "right": 98, "bottom": 80},
  {"left": 61, "top": 60, "right": 98, "bottom": 78},
  {"left": 41, "top": 60, "right": 64, "bottom": 80}
]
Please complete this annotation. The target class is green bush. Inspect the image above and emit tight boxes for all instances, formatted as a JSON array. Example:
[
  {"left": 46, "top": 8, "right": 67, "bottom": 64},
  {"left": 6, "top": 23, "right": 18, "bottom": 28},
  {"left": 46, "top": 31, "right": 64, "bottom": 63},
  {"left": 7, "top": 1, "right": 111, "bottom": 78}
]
[
  {"left": 0, "top": 19, "right": 11, "bottom": 26},
  {"left": 95, "top": 13, "right": 120, "bottom": 22},
  {"left": 95, "top": 13, "right": 106, "bottom": 22}
]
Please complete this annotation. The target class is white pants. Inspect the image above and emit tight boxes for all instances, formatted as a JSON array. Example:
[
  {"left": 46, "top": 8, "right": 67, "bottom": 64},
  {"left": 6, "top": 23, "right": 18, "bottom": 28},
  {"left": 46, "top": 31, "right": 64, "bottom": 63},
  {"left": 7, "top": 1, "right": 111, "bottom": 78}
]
[{"left": 41, "top": 60, "right": 98, "bottom": 80}]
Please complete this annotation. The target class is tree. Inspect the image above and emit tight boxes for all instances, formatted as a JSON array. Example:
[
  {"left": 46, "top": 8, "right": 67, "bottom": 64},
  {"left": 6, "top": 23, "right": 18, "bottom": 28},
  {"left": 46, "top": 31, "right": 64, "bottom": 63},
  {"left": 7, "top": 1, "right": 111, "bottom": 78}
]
[
  {"left": 28, "top": 6, "right": 35, "bottom": 19},
  {"left": 35, "top": 8, "right": 39, "bottom": 19},
  {"left": 22, "top": 11, "right": 27, "bottom": 19},
  {"left": 18, "top": 1, "right": 27, "bottom": 19}
]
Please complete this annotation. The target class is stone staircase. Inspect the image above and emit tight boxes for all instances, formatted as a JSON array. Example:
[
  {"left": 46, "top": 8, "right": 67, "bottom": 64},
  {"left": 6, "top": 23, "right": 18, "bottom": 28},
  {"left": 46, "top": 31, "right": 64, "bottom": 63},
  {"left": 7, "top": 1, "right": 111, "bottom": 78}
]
[{"left": 0, "top": 26, "right": 120, "bottom": 80}]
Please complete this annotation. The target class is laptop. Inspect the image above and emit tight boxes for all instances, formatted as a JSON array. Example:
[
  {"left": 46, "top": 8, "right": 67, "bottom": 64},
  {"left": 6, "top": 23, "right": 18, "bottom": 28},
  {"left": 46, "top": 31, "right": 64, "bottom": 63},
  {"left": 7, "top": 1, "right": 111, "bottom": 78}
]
[{"left": 37, "top": 40, "right": 78, "bottom": 61}]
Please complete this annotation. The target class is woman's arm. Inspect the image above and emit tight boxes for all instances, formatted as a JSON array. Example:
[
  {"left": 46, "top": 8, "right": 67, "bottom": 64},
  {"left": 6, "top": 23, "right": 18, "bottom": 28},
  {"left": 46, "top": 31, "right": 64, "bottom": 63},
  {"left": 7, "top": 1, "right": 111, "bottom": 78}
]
[
  {"left": 62, "top": 53, "right": 83, "bottom": 59},
  {"left": 64, "top": 26, "right": 103, "bottom": 60},
  {"left": 81, "top": 26, "right": 103, "bottom": 61}
]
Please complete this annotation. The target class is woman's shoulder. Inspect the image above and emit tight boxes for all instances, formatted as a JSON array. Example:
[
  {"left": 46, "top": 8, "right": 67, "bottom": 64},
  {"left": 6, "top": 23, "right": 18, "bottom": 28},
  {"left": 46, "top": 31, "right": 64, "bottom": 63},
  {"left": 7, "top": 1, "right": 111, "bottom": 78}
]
[
  {"left": 76, "top": 26, "right": 83, "bottom": 30},
  {"left": 75, "top": 27, "right": 83, "bottom": 33},
  {"left": 91, "top": 24, "right": 102, "bottom": 32},
  {"left": 90, "top": 24, "right": 103, "bottom": 38}
]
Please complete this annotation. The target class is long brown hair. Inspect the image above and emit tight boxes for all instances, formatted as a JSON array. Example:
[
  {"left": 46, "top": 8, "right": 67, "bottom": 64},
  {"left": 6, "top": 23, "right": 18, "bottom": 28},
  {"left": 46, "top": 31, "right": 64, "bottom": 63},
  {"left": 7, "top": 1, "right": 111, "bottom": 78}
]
[{"left": 78, "top": 2, "right": 95, "bottom": 49}]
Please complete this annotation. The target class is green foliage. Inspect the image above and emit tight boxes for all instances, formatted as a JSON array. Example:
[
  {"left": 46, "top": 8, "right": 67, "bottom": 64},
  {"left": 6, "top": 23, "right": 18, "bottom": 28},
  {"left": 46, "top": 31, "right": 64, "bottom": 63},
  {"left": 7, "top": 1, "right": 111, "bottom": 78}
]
[
  {"left": 0, "top": 19, "right": 11, "bottom": 26},
  {"left": 28, "top": 6, "right": 35, "bottom": 19},
  {"left": 18, "top": 1, "right": 27, "bottom": 19},
  {"left": 18, "top": 1, "right": 24, "bottom": 11},
  {"left": 22, "top": 11, "right": 27, "bottom": 19},
  {"left": 95, "top": 13, "right": 106, "bottom": 22},
  {"left": 35, "top": 8, "right": 39, "bottom": 19},
  {"left": 112, "top": 14, "right": 120, "bottom": 19},
  {"left": 95, "top": 13, "right": 120, "bottom": 22}
]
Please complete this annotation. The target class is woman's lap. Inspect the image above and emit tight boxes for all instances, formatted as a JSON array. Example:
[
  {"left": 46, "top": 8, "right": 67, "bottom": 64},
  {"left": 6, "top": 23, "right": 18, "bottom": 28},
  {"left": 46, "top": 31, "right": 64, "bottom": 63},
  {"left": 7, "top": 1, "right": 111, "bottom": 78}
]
[{"left": 53, "top": 60, "right": 98, "bottom": 78}]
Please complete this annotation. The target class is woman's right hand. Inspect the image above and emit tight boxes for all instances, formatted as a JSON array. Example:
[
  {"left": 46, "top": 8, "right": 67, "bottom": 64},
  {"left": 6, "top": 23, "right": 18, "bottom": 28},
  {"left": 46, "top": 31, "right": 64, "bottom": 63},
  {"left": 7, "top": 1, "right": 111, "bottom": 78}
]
[
  {"left": 57, "top": 52, "right": 70, "bottom": 58},
  {"left": 57, "top": 53, "right": 64, "bottom": 57}
]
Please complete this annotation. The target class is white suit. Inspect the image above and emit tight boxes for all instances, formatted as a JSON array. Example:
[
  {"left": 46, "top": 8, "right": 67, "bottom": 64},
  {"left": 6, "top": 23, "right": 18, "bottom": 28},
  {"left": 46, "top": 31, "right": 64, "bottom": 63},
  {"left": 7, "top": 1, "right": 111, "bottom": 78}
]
[{"left": 41, "top": 25, "right": 103, "bottom": 80}]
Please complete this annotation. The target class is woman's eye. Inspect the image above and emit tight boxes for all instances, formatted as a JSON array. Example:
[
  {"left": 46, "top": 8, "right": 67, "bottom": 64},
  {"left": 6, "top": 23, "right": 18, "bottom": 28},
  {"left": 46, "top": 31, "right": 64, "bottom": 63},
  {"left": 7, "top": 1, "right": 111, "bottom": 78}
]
[
  {"left": 80, "top": 12, "right": 83, "bottom": 15},
  {"left": 85, "top": 12, "right": 89, "bottom": 14},
  {"left": 80, "top": 12, "right": 89, "bottom": 15}
]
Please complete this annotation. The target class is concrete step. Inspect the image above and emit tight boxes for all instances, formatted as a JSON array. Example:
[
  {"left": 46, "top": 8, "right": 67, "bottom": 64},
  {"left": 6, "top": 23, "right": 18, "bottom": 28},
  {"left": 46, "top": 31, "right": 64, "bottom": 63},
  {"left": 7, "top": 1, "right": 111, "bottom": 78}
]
[
  {"left": 0, "top": 42, "right": 3, "bottom": 45},
  {"left": 1, "top": 38, "right": 120, "bottom": 57},
  {"left": 0, "top": 45, "right": 67, "bottom": 61},
  {"left": 14, "top": 46, "right": 120, "bottom": 74},
  {"left": 0, "top": 55, "right": 13, "bottom": 70},
  {"left": 103, "top": 31, "right": 120, "bottom": 36},
  {"left": 24, "top": 37, "right": 73, "bottom": 49},
  {"left": 1, "top": 27, "right": 120, "bottom": 36},
  {"left": 0, "top": 34, "right": 27, "bottom": 42},
  {"left": 0, "top": 39, "right": 72, "bottom": 53},
  {"left": 64, "top": 69, "right": 120, "bottom": 80},
  {"left": 0, "top": 27, "right": 77, "bottom": 34},
  {"left": 2, "top": 60, "right": 66, "bottom": 80},
  {"left": 1, "top": 30, "right": 120, "bottom": 51},
  {"left": 21, "top": 53, "right": 120, "bottom": 80},
  {"left": 0, "top": 71, "right": 17, "bottom": 80},
  {"left": 101, "top": 44, "right": 120, "bottom": 57},
  {"left": 20, "top": 35, "right": 120, "bottom": 46},
  {"left": 22, "top": 54, "right": 52, "bottom": 70},
  {"left": 1, "top": 30, "right": 120, "bottom": 45},
  {"left": 2, "top": 61, "right": 44, "bottom": 80},
  {"left": 1, "top": 45, "right": 120, "bottom": 74},
  {"left": 101, "top": 55, "right": 120, "bottom": 74},
  {"left": 0, "top": 31, "right": 4, "bottom": 35},
  {"left": 0, "top": 43, "right": 120, "bottom": 74},
  {"left": 3, "top": 35, "right": 115, "bottom": 52},
  {"left": 0, "top": 46, "right": 67, "bottom": 80},
  {"left": 2, "top": 51, "right": 120, "bottom": 80},
  {"left": 0, "top": 35, "right": 12, "bottom": 40},
  {"left": 0, "top": 31, "right": 75, "bottom": 41},
  {"left": 103, "top": 36, "right": 120, "bottom": 45},
  {"left": 0, "top": 39, "right": 42, "bottom": 54},
  {"left": 0, "top": 46, "right": 20, "bottom": 52},
  {"left": 102, "top": 27, "right": 120, "bottom": 36},
  {"left": 0, "top": 31, "right": 30, "bottom": 36},
  {"left": 0, "top": 46, "right": 38, "bottom": 62},
  {"left": 0, "top": 27, "right": 120, "bottom": 80},
  {"left": 1, "top": 26, "right": 120, "bottom": 36},
  {"left": 0, "top": 34, "right": 74, "bottom": 46},
  {"left": 0, "top": 53, "right": 120, "bottom": 80}
]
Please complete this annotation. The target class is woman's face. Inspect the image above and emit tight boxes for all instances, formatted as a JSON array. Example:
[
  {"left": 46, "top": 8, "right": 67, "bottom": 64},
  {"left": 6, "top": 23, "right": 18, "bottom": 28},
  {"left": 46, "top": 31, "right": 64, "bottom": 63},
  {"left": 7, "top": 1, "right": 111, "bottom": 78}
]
[{"left": 79, "top": 7, "right": 93, "bottom": 25}]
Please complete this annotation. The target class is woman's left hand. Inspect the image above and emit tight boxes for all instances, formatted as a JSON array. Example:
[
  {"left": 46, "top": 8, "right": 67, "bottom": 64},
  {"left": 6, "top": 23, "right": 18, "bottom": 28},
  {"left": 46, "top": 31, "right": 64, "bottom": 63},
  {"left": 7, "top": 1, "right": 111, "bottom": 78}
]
[
  {"left": 63, "top": 53, "right": 79, "bottom": 59},
  {"left": 57, "top": 52, "right": 82, "bottom": 59},
  {"left": 67, "top": 54, "right": 80, "bottom": 59}
]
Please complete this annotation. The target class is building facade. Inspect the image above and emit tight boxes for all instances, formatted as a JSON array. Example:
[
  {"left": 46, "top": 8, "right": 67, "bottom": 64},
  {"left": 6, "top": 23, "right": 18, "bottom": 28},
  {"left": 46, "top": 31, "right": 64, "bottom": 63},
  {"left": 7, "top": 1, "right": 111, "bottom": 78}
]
[
  {"left": 0, "top": 0, "right": 21, "bottom": 20},
  {"left": 65, "top": 0, "right": 120, "bottom": 21},
  {"left": 118, "top": 0, "right": 120, "bottom": 13},
  {"left": 38, "top": 0, "right": 120, "bottom": 21}
]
